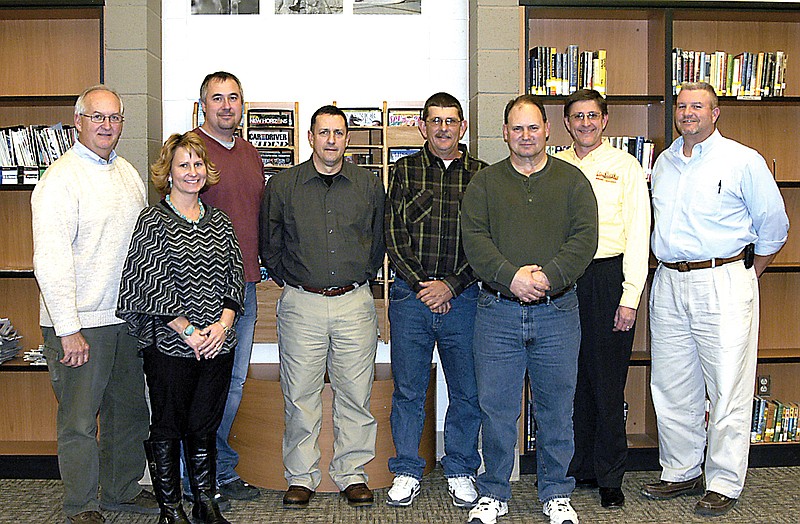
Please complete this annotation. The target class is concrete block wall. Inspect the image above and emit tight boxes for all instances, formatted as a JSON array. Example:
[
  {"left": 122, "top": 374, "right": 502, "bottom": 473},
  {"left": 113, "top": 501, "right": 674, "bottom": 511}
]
[
  {"left": 469, "top": 0, "right": 521, "bottom": 164},
  {"left": 104, "top": 0, "right": 162, "bottom": 196}
]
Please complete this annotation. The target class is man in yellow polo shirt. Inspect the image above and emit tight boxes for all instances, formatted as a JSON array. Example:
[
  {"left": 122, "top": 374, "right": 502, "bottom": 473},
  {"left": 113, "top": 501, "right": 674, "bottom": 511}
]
[{"left": 556, "top": 89, "right": 651, "bottom": 510}]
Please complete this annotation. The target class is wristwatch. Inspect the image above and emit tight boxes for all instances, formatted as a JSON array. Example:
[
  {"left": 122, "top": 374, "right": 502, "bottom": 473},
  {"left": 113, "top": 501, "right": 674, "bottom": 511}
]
[{"left": 182, "top": 324, "right": 195, "bottom": 338}]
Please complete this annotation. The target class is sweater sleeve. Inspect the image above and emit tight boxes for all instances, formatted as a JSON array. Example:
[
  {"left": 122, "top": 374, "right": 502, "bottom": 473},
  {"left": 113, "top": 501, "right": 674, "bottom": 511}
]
[{"left": 31, "top": 165, "right": 82, "bottom": 336}]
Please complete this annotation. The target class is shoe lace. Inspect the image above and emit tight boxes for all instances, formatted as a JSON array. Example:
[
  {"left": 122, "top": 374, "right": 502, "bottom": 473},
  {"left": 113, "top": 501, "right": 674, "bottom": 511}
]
[
  {"left": 393, "top": 475, "right": 417, "bottom": 490},
  {"left": 548, "top": 498, "right": 574, "bottom": 514},
  {"left": 449, "top": 476, "right": 474, "bottom": 490},
  {"left": 474, "top": 497, "right": 498, "bottom": 512}
]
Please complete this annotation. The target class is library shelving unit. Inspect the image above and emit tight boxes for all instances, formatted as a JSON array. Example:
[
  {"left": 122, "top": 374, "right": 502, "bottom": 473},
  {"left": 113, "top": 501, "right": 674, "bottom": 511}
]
[
  {"left": 242, "top": 101, "right": 300, "bottom": 183},
  {"left": 519, "top": 0, "right": 800, "bottom": 472},
  {"left": 241, "top": 101, "right": 299, "bottom": 345},
  {"left": 0, "top": 2, "right": 103, "bottom": 475}
]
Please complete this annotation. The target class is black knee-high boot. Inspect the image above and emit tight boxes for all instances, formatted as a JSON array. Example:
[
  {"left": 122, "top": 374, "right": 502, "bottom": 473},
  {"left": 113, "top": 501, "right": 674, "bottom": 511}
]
[
  {"left": 184, "top": 433, "right": 230, "bottom": 524},
  {"left": 144, "top": 439, "right": 191, "bottom": 524}
]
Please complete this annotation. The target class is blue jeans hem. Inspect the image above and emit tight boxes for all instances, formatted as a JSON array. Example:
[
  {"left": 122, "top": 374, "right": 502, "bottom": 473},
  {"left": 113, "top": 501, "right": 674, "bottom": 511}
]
[
  {"left": 218, "top": 475, "right": 241, "bottom": 487},
  {"left": 390, "top": 471, "right": 422, "bottom": 481},
  {"left": 541, "top": 493, "right": 573, "bottom": 504},
  {"left": 444, "top": 472, "right": 476, "bottom": 480},
  {"left": 479, "top": 492, "right": 509, "bottom": 504}
]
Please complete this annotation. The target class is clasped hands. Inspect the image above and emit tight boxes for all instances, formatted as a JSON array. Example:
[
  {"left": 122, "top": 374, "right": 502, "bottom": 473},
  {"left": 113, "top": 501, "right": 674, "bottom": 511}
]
[
  {"left": 183, "top": 322, "right": 229, "bottom": 360},
  {"left": 417, "top": 279, "right": 454, "bottom": 314},
  {"left": 510, "top": 264, "right": 550, "bottom": 302}
]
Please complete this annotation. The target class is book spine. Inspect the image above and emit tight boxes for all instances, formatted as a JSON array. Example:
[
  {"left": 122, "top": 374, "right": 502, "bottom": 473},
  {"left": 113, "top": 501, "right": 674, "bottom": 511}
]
[{"left": 593, "top": 49, "right": 607, "bottom": 96}]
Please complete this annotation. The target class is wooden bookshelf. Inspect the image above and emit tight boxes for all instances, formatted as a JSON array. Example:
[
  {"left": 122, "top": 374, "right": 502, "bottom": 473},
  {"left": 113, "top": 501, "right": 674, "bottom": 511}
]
[
  {"left": 0, "top": 4, "right": 103, "bottom": 460},
  {"left": 520, "top": 0, "right": 800, "bottom": 470},
  {"left": 242, "top": 101, "right": 300, "bottom": 183}
]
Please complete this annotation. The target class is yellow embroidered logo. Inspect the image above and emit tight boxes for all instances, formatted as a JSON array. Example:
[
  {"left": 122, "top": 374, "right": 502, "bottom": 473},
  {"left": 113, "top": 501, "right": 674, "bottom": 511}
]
[{"left": 595, "top": 171, "right": 618, "bottom": 182}]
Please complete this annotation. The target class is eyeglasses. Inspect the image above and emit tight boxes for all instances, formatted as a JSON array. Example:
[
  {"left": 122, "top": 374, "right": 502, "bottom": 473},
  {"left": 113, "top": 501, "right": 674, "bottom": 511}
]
[
  {"left": 426, "top": 117, "right": 462, "bottom": 128},
  {"left": 568, "top": 112, "right": 602, "bottom": 123},
  {"left": 80, "top": 113, "right": 125, "bottom": 124}
]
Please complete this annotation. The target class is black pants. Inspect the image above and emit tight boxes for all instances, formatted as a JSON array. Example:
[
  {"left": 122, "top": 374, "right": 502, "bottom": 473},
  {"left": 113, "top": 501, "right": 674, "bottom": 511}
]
[
  {"left": 143, "top": 346, "right": 234, "bottom": 440},
  {"left": 569, "top": 255, "right": 635, "bottom": 488}
]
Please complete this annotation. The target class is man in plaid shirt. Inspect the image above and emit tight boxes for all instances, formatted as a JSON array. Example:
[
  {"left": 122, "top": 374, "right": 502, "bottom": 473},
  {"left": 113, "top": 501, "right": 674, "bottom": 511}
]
[{"left": 384, "top": 92, "right": 488, "bottom": 509}]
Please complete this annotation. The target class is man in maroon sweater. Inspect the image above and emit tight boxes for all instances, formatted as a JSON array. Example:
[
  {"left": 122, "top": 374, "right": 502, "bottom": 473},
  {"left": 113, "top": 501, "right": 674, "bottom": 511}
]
[{"left": 188, "top": 71, "right": 264, "bottom": 502}]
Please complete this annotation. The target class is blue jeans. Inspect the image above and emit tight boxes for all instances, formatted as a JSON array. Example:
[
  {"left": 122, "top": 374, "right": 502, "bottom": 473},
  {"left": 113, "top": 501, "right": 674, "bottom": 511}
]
[
  {"left": 388, "top": 280, "right": 481, "bottom": 480},
  {"left": 216, "top": 281, "right": 257, "bottom": 486},
  {"left": 473, "top": 287, "right": 580, "bottom": 503}
]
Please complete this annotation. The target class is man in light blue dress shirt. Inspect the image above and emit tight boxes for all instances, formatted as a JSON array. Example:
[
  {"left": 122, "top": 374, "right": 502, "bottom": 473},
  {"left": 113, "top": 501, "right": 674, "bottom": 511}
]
[{"left": 641, "top": 82, "right": 789, "bottom": 517}]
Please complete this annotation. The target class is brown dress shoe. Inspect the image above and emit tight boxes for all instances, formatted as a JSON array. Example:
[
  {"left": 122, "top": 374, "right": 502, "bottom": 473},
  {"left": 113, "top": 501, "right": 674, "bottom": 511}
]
[
  {"left": 341, "top": 482, "right": 374, "bottom": 507},
  {"left": 695, "top": 491, "right": 737, "bottom": 516},
  {"left": 283, "top": 485, "right": 315, "bottom": 508},
  {"left": 640, "top": 474, "right": 704, "bottom": 500},
  {"left": 67, "top": 511, "right": 105, "bottom": 523}
]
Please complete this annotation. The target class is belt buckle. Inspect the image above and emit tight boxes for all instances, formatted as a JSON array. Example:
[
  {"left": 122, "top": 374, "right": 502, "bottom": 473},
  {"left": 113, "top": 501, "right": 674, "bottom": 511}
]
[{"left": 676, "top": 261, "right": 690, "bottom": 272}]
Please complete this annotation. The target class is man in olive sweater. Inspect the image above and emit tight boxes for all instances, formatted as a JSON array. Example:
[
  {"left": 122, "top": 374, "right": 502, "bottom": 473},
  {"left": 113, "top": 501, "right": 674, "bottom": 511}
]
[{"left": 461, "top": 95, "right": 598, "bottom": 524}]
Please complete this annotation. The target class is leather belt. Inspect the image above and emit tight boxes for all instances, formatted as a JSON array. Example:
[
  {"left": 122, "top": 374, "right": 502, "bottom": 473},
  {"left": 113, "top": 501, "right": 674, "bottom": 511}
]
[
  {"left": 297, "top": 281, "right": 365, "bottom": 297},
  {"left": 482, "top": 283, "right": 570, "bottom": 306},
  {"left": 661, "top": 251, "right": 745, "bottom": 272}
]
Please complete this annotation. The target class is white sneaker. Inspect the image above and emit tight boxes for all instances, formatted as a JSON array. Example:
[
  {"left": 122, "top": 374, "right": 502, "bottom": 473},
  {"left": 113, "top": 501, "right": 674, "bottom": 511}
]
[
  {"left": 448, "top": 476, "right": 479, "bottom": 508},
  {"left": 467, "top": 496, "right": 508, "bottom": 524},
  {"left": 543, "top": 497, "right": 579, "bottom": 524},
  {"left": 386, "top": 475, "right": 420, "bottom": 507}
]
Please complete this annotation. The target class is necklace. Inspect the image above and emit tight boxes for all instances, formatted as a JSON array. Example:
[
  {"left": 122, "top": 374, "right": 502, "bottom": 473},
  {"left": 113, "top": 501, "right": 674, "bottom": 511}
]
[{"left": 166, "top": 194, "right": 205, "bottom": 224}]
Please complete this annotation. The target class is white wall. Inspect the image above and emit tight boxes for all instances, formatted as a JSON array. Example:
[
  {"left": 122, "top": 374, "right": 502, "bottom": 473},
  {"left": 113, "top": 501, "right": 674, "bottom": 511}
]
[
  {"left": 162, "top": 0, "right": 469, "bottom": 159},
  {"left": 162, "top": 0, "right": 470, "bottom": 445}
]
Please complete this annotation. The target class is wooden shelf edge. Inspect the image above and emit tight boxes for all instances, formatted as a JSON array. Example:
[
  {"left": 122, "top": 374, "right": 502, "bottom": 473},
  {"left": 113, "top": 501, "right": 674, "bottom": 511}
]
[
  {"left": 0, "top": 441, "right": 57, "bottom": 456},
  {"left": 0, "top": 185, "right": 36, "bottom": 192}
]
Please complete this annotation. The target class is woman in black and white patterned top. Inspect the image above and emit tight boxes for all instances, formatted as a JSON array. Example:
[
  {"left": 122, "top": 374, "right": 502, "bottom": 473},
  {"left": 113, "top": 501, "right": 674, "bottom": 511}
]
[{"left": 117, "top": 132, "right": 243, "bottom": 524}]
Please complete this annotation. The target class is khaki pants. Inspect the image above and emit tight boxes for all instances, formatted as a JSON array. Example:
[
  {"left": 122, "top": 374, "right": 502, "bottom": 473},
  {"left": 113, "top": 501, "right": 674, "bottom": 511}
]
[
  {"left": 650, "top": 261, "right": 759, "bottom": 499},
  {"left": 277, "top": 284, "right": 378, "bottom": 490}
]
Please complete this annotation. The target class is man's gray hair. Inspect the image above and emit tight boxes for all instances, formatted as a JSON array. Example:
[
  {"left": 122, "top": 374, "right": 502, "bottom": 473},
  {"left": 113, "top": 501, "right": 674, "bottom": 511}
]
[{"left": 74, "top": 85, "right": 124, "bottom": 116}]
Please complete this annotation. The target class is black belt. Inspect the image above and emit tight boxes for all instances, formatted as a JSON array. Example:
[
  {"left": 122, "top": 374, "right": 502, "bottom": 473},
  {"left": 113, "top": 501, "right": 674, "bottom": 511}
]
[
  {"left": 296, "top": 281, "right": 366, "bottom": 297},
  {"left": 482, "top": 283, "right": 570, "bottom": 306},
  {"left": 661, "top": 251, "right": 745, "bottom": 272}
]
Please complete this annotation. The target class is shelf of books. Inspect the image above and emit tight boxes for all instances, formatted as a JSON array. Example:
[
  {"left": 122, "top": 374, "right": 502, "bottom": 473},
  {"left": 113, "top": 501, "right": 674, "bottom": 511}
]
[
  {"left": 242, "top": 102, "right": 300, "bottom": 185},
  {"left": 519, "top": 0, "right": 800, "bottom": 471},
  {"left": 0, "top": 4, "right": 102, "bottom": 465}
]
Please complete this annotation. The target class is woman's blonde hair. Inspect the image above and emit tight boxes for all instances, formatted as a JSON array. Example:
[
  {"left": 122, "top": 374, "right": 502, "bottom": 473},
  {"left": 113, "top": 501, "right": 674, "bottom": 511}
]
[{"left": 151, "top": 132, "right": 220, "bottom": 195}]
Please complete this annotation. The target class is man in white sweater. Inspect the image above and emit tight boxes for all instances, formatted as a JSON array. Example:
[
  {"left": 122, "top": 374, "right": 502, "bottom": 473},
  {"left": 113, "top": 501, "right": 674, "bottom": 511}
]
[{"left": 31, "top": 85, "right": 155, "bottom": 524}]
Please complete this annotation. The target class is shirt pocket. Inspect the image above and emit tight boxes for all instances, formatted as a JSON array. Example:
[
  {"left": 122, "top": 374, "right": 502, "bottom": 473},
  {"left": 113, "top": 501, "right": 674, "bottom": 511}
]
[{"left": 406, "top": 189, "right": 433, "bottom": 223}]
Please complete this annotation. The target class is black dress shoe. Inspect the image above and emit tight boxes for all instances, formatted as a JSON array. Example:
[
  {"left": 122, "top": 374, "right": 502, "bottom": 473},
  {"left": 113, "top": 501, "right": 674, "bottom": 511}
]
[
  {"left": 341, "top": 483, "right": 374, "bottom": 507},
  {"left": 283, "top": 485, "right": 315, "bottom": 508},
  {"left": 575, "top": 478, "right": 599, "bottom": 489},
  {"left": 640, "top": 474, "right": 704, "bottom": 500},
  {"left": 599, "top": 487, "right": 625, "bottom": 508},
  {"left": 695, "top": 491, "right": 737, "bottom": 516}
]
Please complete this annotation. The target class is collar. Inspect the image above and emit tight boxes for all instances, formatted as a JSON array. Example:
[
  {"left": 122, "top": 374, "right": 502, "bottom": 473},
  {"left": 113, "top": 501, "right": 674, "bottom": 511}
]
[
  {"left": 299, "top": 157, "right": 354, "bottom": 185},
  {"left": 72, "top": 140, "right": 118, "bottom": 165},
  {"left": 670, "top": 128, "right": 721, "bottom": 158},
  {"left": 423, "top": 142, "right": 469, "bottom": 168},
  {"left": 198, "top": 126, "right": 236, "bottom": 150},
  {"left": 566, "top": 138, "right": 611, "bottom": 162}
]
